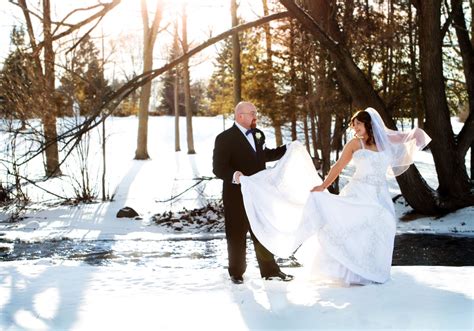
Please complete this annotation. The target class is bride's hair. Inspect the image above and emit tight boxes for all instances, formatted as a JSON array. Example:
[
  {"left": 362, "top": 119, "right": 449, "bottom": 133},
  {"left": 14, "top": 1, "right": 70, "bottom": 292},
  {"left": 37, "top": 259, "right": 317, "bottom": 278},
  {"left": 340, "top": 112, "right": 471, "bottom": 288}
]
[{"left": 351, "top": 110, "right": 375, "bottom": 146}]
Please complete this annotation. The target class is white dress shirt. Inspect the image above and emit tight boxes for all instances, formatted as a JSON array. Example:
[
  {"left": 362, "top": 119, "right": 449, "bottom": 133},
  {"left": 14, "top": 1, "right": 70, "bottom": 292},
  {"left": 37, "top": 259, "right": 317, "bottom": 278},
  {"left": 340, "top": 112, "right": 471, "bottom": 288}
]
[
  {"left": 232, "top": 122, "right": 256, "bottom": 184},
  {"left": 235, "top": 121, "right": 256, "bottom": 151}
]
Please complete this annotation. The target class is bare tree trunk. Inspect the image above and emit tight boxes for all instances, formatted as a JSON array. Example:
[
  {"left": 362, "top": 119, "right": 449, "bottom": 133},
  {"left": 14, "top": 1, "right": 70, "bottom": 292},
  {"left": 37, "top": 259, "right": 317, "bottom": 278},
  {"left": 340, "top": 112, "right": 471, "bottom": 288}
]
[
  {"left": 386, "top": 1, "right": 395, "bottom": 108},
  {"left": 289, "top": 19, "right": 297, "bottom": 141},
  {"left": 317, "top": 82, "right": 332, "bottom": 176},
  {"left": 173, "top": 20, "right": 181, "bottom": 152},
  {"left": 384, "top": 0, "right": 473, "bottom": 210},
  {"left": 452, "top": 0, "right": 474, "bottom": 166},
  {"left": 43, "top": 0, "right": 61, "bottom": 177},
  {"left": 331, "top": 110, "right": 345, "bottom": 193},
  {"left": 101, "top": 29, "right": 107, "bottom": 201},
  {"left": 306, "top": 0, "right": 334, "bottom": 177},
  {"left": 364, "top": 2, "right": 373, "bottom": 81},
  {"left": 231, "top": 0, "right": 242, "bottom": 106},
  {"left": 101, "top": 117, "right": 107, "bottom": 201},
  {"left": 308, "top": 101, "right": 318, "bottom": 161},
  {"left": 182, "top": 4, "right": 195, "bottom": 154},
  {"left": 304, "top": 65, "right": 320, "bottom": 165},
  {"left": 135, "top": 0, "right": 163, "bottom": 160},
  {"left": 331, "top": 112, "right": 344, "bottom": 151},
  {"left": 174, "top": 68, "right": 181, "bottom": 152},
  {"left": 303, "top": 112, "right": 310, "bottom": 153},
  {"left": 408, "top": 2, "right": 423, "bottom": 129},
  {"left": 261, "top": 0, "right": 283, "bottom": 145},
  {"left": 291, "top": 111, "right": 297, "bottom": 141},
  {"left": 415, "top": 0, "right": 472, "bottom": 207}
]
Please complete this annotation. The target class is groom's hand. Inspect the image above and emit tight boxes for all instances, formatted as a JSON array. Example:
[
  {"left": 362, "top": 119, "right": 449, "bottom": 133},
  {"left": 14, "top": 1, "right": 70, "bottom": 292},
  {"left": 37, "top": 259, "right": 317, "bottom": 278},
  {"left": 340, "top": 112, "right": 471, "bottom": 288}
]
[
  {"left": 310, "top": 185, "right": 325, "bottom": 192},
  {"left": 233, "top": 171, "right": 244, "bottom": 184}
]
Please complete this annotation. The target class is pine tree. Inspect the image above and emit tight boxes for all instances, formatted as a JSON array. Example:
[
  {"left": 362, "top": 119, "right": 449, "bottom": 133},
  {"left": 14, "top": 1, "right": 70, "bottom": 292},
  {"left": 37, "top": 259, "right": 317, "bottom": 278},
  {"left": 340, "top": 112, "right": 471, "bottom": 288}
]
[
  {"left": 0, "top": 27, "right": 38, "bottom": 122},
  {"left": 207, "top": 37, "right": 235, "bottom": 116},
  {"left": 60, "top": 36, "right": 109, "bottom": 117}
]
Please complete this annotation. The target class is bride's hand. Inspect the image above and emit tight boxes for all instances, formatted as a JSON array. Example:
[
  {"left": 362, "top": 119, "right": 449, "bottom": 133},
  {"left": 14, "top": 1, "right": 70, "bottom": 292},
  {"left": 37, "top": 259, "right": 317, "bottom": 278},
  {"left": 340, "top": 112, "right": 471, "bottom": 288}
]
[{"left": 310, "top": 185, "right": 325, "bottom": 192}]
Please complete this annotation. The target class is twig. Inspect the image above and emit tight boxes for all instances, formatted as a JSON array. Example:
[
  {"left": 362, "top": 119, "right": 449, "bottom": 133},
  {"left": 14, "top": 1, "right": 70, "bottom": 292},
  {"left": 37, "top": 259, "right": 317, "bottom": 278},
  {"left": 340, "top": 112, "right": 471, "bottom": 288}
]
[{"left": 155, "top": 176, "right": 216, "bottom": 203}]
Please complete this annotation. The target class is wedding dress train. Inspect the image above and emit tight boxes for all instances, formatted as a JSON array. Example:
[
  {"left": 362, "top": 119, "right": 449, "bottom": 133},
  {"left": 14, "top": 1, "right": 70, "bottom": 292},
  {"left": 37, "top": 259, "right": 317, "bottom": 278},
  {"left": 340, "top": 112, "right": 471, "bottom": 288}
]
[{"left": 240, "top": 141, "right": 396, "bottom": 285}]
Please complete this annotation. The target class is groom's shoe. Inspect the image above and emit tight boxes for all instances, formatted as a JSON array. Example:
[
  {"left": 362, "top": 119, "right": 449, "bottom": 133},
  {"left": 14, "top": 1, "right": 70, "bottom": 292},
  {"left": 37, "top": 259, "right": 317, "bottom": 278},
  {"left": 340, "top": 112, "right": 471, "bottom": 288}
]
[
  {"left": 230, "top": 275, "right": 244, "bottom": 284},
  {"left": 263, "top": 271, "right": 294, "bottom": 282}
]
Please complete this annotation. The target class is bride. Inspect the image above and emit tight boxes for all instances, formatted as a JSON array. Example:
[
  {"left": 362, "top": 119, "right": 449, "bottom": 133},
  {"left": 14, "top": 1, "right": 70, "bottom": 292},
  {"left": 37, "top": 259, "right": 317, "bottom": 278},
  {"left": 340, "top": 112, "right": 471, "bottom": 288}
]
[{"left": 240, "top": 107, "right": 431, "bottom": 285}]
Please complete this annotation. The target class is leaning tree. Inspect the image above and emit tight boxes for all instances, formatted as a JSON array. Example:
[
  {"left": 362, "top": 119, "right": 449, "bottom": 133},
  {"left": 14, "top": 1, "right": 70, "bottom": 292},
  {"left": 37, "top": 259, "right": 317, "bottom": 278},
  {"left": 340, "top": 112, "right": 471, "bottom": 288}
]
[{"left": 278, "top": 0, "right": 473, "bottom": 214}]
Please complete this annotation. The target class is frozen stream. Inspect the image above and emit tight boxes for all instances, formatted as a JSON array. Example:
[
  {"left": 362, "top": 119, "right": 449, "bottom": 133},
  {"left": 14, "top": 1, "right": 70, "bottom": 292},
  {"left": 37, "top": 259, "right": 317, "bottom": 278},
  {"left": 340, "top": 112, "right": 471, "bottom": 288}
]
[{"left": 1, "top": 234, "right": 473, "bottom": 267}]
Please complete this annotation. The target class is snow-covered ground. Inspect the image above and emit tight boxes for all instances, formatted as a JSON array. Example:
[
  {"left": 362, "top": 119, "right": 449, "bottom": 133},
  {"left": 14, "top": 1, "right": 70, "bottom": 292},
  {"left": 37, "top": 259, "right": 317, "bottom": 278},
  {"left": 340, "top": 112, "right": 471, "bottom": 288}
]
[
  {"left": 1, "top": 262, "right": 472, "bottom": 330},
  {"left": 0, "top": 115, "right": 473, "bottom": 330}
]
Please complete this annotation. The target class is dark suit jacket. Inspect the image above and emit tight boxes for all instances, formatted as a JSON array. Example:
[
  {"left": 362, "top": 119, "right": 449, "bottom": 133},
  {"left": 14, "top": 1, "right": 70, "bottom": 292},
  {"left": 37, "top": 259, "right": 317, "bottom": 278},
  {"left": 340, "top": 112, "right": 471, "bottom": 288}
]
[{"left": 213, "top": 124, "right": 286, "bottom": 211}]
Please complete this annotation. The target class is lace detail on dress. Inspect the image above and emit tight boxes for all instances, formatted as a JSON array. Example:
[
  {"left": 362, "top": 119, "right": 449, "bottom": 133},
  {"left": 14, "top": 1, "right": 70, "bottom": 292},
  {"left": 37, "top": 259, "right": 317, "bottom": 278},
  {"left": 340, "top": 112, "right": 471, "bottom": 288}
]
[
  {"left": 352, "top": 175, "right": 386, "bottom": 187},
  {"left": 318, "top": 205, "right": 393, "bottom": 279},
  {"left": 352, "top": 149, "right": 389, "bottom": 188}
]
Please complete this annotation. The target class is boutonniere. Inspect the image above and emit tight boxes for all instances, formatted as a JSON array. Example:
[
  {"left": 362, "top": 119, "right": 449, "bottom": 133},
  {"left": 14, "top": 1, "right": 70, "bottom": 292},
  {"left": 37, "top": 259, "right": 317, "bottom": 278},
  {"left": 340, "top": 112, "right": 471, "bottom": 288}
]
[{"left": 255, "top": 132, "right": 262, "bottom": 141}]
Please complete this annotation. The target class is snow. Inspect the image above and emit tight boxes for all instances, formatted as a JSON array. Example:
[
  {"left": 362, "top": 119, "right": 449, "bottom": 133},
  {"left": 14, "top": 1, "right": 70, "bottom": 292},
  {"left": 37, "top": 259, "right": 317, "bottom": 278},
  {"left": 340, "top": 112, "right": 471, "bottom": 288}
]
[
  {"left": 0, "top": 115, "right": 473, "bottom": 330},
  {"left": 0, "top": 262, "right": 472, "bottom": 330}
]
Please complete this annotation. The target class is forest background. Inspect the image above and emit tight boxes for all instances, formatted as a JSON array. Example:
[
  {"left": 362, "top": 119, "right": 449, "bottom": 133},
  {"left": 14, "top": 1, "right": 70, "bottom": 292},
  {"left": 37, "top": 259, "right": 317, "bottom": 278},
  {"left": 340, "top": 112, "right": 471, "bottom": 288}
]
[{"left": 0, "top": 0, "right": 472, "bottom": 218}]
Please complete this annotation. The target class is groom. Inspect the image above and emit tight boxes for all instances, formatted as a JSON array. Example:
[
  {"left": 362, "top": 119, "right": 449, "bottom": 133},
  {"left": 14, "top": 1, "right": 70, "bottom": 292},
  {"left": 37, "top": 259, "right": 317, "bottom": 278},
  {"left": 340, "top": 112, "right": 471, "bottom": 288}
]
[{"left": 213, "top": 101, "right": 293, "bottom": 284}]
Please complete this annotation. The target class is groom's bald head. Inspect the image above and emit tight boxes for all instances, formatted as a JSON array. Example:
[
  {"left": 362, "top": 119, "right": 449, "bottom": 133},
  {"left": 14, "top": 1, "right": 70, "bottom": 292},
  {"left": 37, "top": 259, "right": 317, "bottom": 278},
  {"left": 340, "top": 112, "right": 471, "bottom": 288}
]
[{"left": 235, "top": 101, "right": 257, "bottom": 129}]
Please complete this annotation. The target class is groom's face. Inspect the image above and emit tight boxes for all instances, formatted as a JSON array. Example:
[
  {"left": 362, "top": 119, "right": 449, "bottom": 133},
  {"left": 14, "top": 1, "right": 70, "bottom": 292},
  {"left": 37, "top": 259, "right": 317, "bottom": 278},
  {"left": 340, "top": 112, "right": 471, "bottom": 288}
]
[{"left": 240, "top": 106, "right": 258, "bottom": 129}]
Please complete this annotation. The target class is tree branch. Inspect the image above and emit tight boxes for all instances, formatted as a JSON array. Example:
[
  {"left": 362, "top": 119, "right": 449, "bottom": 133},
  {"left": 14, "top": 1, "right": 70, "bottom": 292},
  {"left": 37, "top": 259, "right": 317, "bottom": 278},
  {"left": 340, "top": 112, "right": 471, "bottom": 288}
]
[
  {"left": 51, "top": 0, "right": 121, "bottom": 42},
  {"left": 278, "top": 0, "right": 391, "bottom": 126},
  {"left": 52, "top": 3, "right": 108, "bottom": 36},
  {"left": 14, "top": 11, "right": 291, "bottom": 173},
  {"left": 101, "top": 11, "right": 290, "bottom": 117},
  {"left": 456, "top": 111, "right": 474, "bottom": 156},
  {"left": 16, "top": 0, "right": 38, "bottom": 49}
]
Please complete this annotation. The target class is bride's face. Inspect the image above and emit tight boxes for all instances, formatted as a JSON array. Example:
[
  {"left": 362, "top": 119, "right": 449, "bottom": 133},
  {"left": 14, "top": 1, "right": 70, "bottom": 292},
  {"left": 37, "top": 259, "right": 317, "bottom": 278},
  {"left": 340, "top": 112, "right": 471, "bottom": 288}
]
[{"left": 352, "top": 119, "right": 367, "bottom": 137}]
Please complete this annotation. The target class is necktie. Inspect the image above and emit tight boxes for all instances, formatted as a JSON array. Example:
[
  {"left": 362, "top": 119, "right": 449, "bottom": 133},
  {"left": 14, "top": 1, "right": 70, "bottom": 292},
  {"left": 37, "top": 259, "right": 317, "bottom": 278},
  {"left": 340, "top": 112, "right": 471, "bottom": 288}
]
[{"left": 245, "top": 128, "right": 256, "bottom": 136}]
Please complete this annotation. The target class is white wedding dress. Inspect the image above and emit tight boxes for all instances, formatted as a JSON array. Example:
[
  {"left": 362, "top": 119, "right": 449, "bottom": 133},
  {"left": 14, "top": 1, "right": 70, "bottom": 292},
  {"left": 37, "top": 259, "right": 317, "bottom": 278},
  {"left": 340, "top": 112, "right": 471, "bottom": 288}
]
[{"left": 240, "top": 140, "right": 396, "bottom": 285}]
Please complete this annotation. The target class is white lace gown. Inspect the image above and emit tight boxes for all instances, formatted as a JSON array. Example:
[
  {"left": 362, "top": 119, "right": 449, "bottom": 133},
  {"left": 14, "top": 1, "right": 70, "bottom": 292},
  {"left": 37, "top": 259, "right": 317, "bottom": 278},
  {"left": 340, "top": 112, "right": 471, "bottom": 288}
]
[{"left": 240, "top": 141, "right": 396, "bottom": 285}]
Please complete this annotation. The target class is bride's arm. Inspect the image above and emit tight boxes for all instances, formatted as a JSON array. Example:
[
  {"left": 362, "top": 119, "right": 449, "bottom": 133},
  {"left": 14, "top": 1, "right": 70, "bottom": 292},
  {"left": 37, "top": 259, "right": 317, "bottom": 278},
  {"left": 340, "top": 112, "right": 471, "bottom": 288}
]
[{"left": 311, "top": 139, "right": 358, "bottom": 192}]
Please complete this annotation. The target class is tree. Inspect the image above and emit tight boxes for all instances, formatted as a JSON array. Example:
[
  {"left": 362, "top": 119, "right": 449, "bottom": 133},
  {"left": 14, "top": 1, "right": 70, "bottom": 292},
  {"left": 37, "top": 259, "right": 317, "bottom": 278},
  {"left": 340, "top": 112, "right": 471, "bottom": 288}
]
[
  {"left": 60, "top": 36, "right": 109, "bottom": 117},
  {"left": 231, "top": 0, "right": 242, "bottom": 105},
  {"left": 0, "top": 8, "right": 288, "bottom": 203},
  {"left": 279, "top": 0, "right": 473, "bottom": 213},
  {"left": 13, "top": 0, "right": 120, "bottom": 177},
  {"left": 173, "top": 19, "right": 181, "bottom": 152},
  {"left": 42, "top": 0, "right": 61, "bottom": 176},
  {"left": 208, "top": 21, "right": 286, "bottom": 125},
  {"left": 412, "top": 0, "right": 473, "bottom": 208},
  {"left": 157, "top": 21, "right": 184, "bottom": 117},
  {"left": 451, "top": 0, "right": 474, "bottom": 180},
  {"left": 108, "top": 32, "right": 142, "bottom": 116},
  {"left": 0, "top": 26, "right": 36, "bottom": 124},
  {"left": 135, "top": 0, "right": 164, "bottom": 160},
  {"left": 207, "top": 37, "right": 235, "bottom": 116},
  {"left": 261, "top": 0, "right": 283, "bottom": 145},
  {"left": 102, "top": 11, "right": 288, "bottom": 121},
  {"left": 182, "top": 3, "right": 196, "bottom": 154},
  {"left": 305, "top": 0, "right": 338, "bottom": 177}
]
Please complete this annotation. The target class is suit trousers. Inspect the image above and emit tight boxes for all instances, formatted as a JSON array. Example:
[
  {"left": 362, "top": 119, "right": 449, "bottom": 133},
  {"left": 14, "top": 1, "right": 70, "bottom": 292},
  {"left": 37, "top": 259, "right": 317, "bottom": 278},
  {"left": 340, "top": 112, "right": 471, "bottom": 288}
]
[{"left": 223, "top": 196, "right": 280, "bottom": 278}]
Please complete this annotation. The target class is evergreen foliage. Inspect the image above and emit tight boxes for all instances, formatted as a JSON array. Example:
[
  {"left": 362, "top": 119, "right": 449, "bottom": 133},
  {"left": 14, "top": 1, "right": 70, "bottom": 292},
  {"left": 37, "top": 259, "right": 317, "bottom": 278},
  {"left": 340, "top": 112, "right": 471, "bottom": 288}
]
[{"left": 59, "top": 36, "right": 110, "bottom": 117}]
